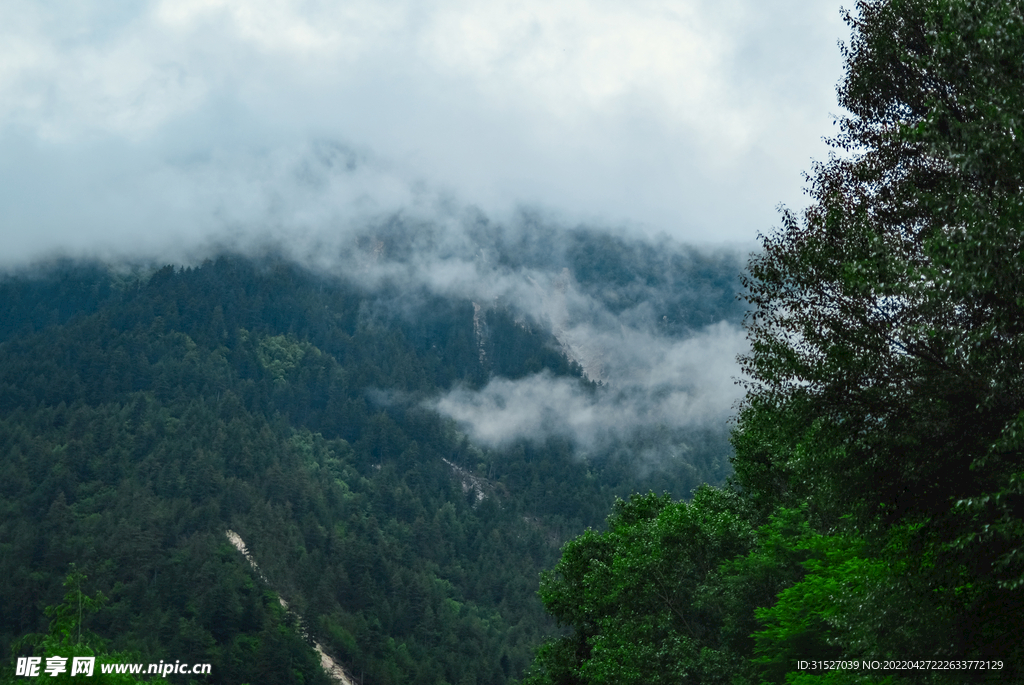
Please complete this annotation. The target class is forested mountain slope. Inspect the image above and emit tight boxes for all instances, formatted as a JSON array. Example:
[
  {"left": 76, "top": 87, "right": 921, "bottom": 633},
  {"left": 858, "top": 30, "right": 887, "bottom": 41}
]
[{"left": 0, "top": 226, "right": 745, "bottom": 684}]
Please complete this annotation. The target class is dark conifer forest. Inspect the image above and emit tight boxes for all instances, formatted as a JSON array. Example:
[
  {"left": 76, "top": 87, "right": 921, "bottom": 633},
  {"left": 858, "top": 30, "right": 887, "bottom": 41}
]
[{"left": 0, "top": 229, "right": 743, "bottom": 684}]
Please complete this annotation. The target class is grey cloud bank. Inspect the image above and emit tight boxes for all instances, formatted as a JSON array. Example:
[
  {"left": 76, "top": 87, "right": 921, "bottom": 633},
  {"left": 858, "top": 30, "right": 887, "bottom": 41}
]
[{"left": 0, "top": 0, "right": 847, "bottom": 263}]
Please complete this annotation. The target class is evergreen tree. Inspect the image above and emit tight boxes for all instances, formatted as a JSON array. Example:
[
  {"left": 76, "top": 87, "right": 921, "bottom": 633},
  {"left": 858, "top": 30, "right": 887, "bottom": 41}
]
[{"left": 2, "top": 568, "right": 146, "bottom": 684}]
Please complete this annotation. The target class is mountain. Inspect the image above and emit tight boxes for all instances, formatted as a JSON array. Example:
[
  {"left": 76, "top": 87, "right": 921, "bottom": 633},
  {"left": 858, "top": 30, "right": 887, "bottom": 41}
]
[{"left": 0, "top": 221, "right": 745, "bottom": 684}]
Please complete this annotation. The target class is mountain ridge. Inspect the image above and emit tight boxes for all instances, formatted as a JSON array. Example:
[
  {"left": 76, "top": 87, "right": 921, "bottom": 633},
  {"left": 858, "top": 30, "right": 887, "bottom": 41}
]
[{"left": 1, "top": 227, "right": 745, "bottom": 684}]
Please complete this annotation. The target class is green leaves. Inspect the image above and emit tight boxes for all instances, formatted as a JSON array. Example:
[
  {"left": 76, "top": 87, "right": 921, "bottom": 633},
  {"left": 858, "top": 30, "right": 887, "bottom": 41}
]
[
  {"left": 752, "top": 514, "right": 881, "bottom": 679},
  {"left": 527, "top": 488, "right": 755, "bottom": 685},
  {"left": 734, "top": 0, "right": 1024, "bottom": 678},
  {"left": 4, "top": 569, "right": 146, "bottom": 685}
]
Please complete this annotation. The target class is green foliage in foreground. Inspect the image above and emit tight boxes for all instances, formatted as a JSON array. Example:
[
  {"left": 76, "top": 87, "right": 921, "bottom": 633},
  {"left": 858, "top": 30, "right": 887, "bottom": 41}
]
[
  {"left": 526, "top": 488, "right": 757, "bottom": 685},
  {"left": 527, "top": 0, "right": 1024, "bottom": 682},
  {"left": 1, "top": 568, "right": 147, "bottom": 684},
  {"left": 527, "top": 489, "right": 1012, "bottom": 684}
]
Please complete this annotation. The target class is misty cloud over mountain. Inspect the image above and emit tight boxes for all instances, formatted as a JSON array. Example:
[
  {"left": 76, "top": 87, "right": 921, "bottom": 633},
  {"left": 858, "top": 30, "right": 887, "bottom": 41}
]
[
  {"left": 3, "top": 126, "right": 750, "bottom": 462},
  {"left": 1, "top": 0, "right": 790, "bottom": 463},
  {"left": 292, "top": 210, "right": 750, "bottom": 457},
  {"left": 435, "top": 321, "right": 746, "bottom": 449}
]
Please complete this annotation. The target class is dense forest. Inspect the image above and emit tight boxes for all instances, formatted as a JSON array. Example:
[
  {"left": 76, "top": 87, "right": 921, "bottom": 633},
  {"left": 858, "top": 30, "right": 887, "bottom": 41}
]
[
  {"left": 525, "top": 1, "right": 1024, "bottom": 683},
  {"left": 0, "top": 228, "right": 744, "bottom": 684}
]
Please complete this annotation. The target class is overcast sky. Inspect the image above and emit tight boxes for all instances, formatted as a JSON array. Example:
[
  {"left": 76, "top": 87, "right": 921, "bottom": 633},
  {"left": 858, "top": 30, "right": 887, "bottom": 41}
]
[{"left": 0, "top": 0, "right": 848, "bottom": 264}]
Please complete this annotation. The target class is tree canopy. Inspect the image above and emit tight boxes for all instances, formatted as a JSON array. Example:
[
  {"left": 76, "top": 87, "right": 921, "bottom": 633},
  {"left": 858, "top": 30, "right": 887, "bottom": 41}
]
[{"left": 526, "top": 1, "right": 1024, "bottom": 682}]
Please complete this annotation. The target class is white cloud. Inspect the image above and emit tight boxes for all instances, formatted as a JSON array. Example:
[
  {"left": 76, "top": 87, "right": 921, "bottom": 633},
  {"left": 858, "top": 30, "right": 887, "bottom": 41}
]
[{"left": 433, "top": 321, "right": 748, "bottom": 449}]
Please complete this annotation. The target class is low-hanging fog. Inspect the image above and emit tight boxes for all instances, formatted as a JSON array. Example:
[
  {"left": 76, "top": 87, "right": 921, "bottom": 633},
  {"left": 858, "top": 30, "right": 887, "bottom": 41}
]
[
  {"left": 0, "top": 0, "right": 849, "bottom": 464},
  {"left": 282, "top": 210, "right": 750, "bottom": 457},
  {"left": 434, "top": 322, "right": 747, "bottom": 449}
]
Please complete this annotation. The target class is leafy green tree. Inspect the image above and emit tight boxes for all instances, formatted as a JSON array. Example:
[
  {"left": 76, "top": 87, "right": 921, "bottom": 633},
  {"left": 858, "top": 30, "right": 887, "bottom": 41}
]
[
  {"left": 745, "top": 511, "right": 939, "bottom": 684},
  {"left": 738, "top": 0, "right": 1024, "bottom": 578},
  {"left": 525, "top": 487, "right": 755, "bottom": 685},
  {"left": 733, "top": 0, "right": 1024, "bottom": 676},
  {"left": 3, "top": 568, "right": 146, "bottom": 684}
]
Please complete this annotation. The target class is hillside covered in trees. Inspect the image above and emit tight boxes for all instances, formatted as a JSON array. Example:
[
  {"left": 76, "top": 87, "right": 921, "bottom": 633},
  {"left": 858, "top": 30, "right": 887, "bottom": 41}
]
[
  {"left": 525, "top": 1, "right": 1024, "bottom": 683},
  {"left": 0, "top": 225, "right": 745, "bottom": 684}
]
